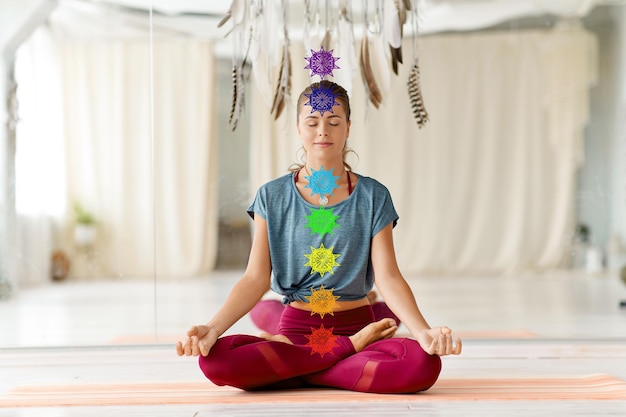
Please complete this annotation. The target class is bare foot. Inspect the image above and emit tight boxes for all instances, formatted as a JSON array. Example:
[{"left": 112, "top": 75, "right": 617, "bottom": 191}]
[
  {"left": 259, "top": 332, "right": 294, "bottom": 345},
  {"left": 349, "top": 318, "right": 397, "bottom": 352}
]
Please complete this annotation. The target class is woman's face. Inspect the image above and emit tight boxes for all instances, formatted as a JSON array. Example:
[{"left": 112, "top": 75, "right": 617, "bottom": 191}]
[{"left": 296, "top": 102, "right": 351, "bottom": 163}]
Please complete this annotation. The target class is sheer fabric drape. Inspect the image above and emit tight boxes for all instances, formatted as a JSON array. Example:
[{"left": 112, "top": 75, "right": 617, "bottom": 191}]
[
  {"left": 59, "top": 37, "right": 218, "bottom": 278},
  {"left": 249, "top": 27, "right": 597, "bottom": 274},
  {"left": 15, "top": 30, "right": 218, "bottom": 283}
]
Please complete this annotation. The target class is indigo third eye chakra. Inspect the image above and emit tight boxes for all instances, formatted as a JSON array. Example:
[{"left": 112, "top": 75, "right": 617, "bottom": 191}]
[{"left": 304, "top": 84, "right": 339, "bottom": 116}]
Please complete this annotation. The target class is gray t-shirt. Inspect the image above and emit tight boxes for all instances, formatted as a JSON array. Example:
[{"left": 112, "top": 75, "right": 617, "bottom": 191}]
[{"left": 247, "top": 172, "right": 399, "bottom": 304}]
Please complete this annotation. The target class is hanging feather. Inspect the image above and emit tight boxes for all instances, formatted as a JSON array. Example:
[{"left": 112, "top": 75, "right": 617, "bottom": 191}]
[
  {"left": 321, "top": 30, "right": 331, "bottom": 52},
  {"left": 388, "top": 0, "right": 406, "bottom": 75},
  {"left": 271, "top": 42, "right": 291, "bottom": 120},
  {"left": 336, "top": 4, "right": 357, "bottom": 94},
  {"left": 385, "top": 0, "right": 402, "bottom": 49},
  {"left": 228, "top": 65, "right": 240, "bottom": 131},
  {"left": 359, "top": 34, "right": 382, "bottom": 108},
  {"left": 217, "top": 12, "right": 231, "bottom": 28},
  {"left": 217, "top": 0, "right": 245, "bottom": 28},
  {"left": 271, "top": 0, "right": 291, "bottom": 120},
  {"left": 226, "top": 39, "right": 249, "bottom": 132},
  {"left": 250, "top": 2, "right": 273, "bottom": 105},
  {"left": 407, "top": 60, "right": 428, "bottom": 128},
  {"left": 389, "top": 45, "right": 402, "bottom": 75},
  {"left": 372, "top": 32, "right": 390, "bottom": 96},
  {"left": 222, "top": 0, "right": 249, "bottom": 131},
  {"left": 394, "top": 0, "right": 407, "bottom": 25}
]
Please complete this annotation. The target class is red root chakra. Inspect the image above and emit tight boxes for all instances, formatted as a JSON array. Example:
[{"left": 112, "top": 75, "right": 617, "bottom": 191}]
[{"left": 305, "top": 325, "right": 339, "bottom": 357}]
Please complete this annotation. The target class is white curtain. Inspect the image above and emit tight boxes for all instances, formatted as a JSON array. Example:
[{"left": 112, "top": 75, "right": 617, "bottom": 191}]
[
  {"left": 59, "top": 37, "right": 218, "bottom": 279},
  {"left": 249, "top": 26, "right": 597, "bottom": 275},
  {"left": 15, "top": 28, "right": 219, "bottom": 281}
]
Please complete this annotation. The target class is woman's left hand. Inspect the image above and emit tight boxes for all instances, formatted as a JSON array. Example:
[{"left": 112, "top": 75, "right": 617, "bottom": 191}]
[{"left": 415, "top": 327, "right": 462, "bottom": 356}]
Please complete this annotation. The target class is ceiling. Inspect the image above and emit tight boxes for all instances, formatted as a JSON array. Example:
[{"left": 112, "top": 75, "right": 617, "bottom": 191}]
[
  {"left": 2, "top": 0, "right": 622, "bottom": 58},
  {"left": 50, "top": 0, "right": 614, "bottom": 39}
]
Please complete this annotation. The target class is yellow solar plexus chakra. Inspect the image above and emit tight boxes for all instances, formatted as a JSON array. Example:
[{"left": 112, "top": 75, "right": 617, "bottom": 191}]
[
  {"left": 304, "top": 243, "right": 341, "bottom": 277},
  {"left": 305, "top": 285, "right": 340, "bottom": 318}
]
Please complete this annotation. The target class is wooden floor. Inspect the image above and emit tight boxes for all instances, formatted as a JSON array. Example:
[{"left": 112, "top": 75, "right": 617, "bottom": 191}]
[{"left": 1, "top": 270, "right": 625, "bottom": 416}]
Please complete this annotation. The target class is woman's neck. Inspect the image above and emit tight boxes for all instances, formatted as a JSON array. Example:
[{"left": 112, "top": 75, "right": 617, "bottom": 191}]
[{"left": 304, "top": 161, "right": 346, "bottom": 176}]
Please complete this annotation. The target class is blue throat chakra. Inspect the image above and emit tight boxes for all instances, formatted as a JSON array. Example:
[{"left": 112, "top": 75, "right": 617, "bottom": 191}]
[
  {"left": 304, "top": 47, "right": 340, "bottom": 79},
  {"left": 304, "top": 166, "right": 341, "bottom": 198},
  {"left": 304, "top": 85, "right": 339, "bottom": 116}
]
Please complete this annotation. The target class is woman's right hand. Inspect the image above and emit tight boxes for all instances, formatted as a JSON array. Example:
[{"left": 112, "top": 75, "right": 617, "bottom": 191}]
[{"left": 175, "top": 325, "right": 219, "bottom": 357}]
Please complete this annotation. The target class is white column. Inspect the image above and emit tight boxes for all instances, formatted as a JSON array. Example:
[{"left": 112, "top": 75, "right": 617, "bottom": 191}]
[{"left": 0, "top": 0, "right": 55, "bottom": 296}]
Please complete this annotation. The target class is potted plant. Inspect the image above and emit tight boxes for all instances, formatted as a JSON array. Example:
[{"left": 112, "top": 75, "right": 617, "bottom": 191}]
[{"left": 73, "top": 202, "right": 97, "bottom": 246}]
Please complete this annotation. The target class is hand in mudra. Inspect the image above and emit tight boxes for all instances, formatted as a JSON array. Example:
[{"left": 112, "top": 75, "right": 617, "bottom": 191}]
[
  {"left": 176, "top": 325, "right": 219, "bottom": 357},
  {"left": 416, "top": 326, "right": 462, "bottom": 356}
]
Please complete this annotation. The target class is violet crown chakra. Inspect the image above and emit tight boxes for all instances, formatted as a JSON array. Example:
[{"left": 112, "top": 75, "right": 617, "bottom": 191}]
[
  {"left": 304, "top": 46, "right": 340, "bottom": 79},
  {"left": 304, "top": 47, "right": 342, "bottom": 116}
]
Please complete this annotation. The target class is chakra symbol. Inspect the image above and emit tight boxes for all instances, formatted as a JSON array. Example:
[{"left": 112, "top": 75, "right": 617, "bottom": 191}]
[
  {"left": 305, "top": 285, "right": 340, "bottom": 318},
  {"left": 304, "top": 46, "right": 340, "bottom": 79},
  {"left": 304, "top": 84, "right": 340, "bottom": 116},
  {"left": 305, "top": 206, "right": 340, "bottom": 237},
  {"left": 304, "top": 243, "right": 341, "bottom": 277},
  {"left": 304, "top": 166, "right": 340, "bottom": 199},
  {"left": 305, "top": 324, "right": 339, "bottom": 357}
]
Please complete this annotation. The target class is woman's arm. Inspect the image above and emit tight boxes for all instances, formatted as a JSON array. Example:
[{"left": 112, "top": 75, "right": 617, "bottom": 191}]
[
  {"left": 371, "top": 223, "right": 462, "bottom": 356},
  {"left": 176, "top": 215, "right": 272, "bottom": 357}
]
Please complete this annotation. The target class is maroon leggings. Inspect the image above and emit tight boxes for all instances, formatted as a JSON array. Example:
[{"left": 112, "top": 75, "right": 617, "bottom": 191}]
[{"left": 199, "top": 305, "right": 442, "bottom": 393}]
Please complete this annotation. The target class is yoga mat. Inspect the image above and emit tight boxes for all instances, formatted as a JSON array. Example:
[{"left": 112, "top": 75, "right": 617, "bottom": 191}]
[{"left": 3, "top": 374, "right": 625, "bottom": 407}]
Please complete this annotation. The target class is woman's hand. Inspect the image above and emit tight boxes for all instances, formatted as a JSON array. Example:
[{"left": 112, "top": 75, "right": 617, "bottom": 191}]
[
  {"left": 175, "top": 325, "right": 219, "bottom": 357},
  {"left": 414, "top": 326, "right": 462, "bottom": 356}
]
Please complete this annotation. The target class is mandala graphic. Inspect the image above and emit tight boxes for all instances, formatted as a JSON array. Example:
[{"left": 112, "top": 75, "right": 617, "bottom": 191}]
[
  {"left": 305, "top": 325, "right": 339, "bottom": 357},
  {"left": 304, "top": 166, "right": 340, "bottom": 199},
  {"left": 304, "top": 84, "right": 340, "bottom": 116},
  {"left": 304, "top": 46, "right": 340, "bottom": 79},
  {"left": 305, "top": 285, "right": 340, "bottom": 318},
  {"left": 305, "top": 206, "right": 340, "bottom": 237},
  {"left": 304, "top": 243, "right": 341, "bottom": 277}
]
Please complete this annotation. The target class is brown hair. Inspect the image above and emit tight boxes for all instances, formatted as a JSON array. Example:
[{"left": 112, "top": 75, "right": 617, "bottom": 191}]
[{"left": 291, "top": 80, "right": 356, "bottom": 172}]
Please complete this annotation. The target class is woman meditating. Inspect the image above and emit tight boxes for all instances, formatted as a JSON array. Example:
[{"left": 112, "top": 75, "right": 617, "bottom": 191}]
[{"left": 176, "top": 80, "right": 462, "bottom": 393}]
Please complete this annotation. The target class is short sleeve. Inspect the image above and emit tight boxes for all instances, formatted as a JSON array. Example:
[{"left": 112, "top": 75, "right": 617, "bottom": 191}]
[
  {"left": 246, "top": 187, "right": 268, "bottom": 220},
  {"left": 371, "top": 184, "right": 399, "bottom": 237}
]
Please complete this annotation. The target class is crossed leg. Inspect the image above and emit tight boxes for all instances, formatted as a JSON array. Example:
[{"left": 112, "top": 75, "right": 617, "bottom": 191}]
[
  {"left": 199, "top": 318, "right": 397, "bottom": 391},
  {"left": 200, "top": 313, "right": 441, "bottom": 394},
  {"left": 304, "top": 337, "right": 442, "bottom": 393}
]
